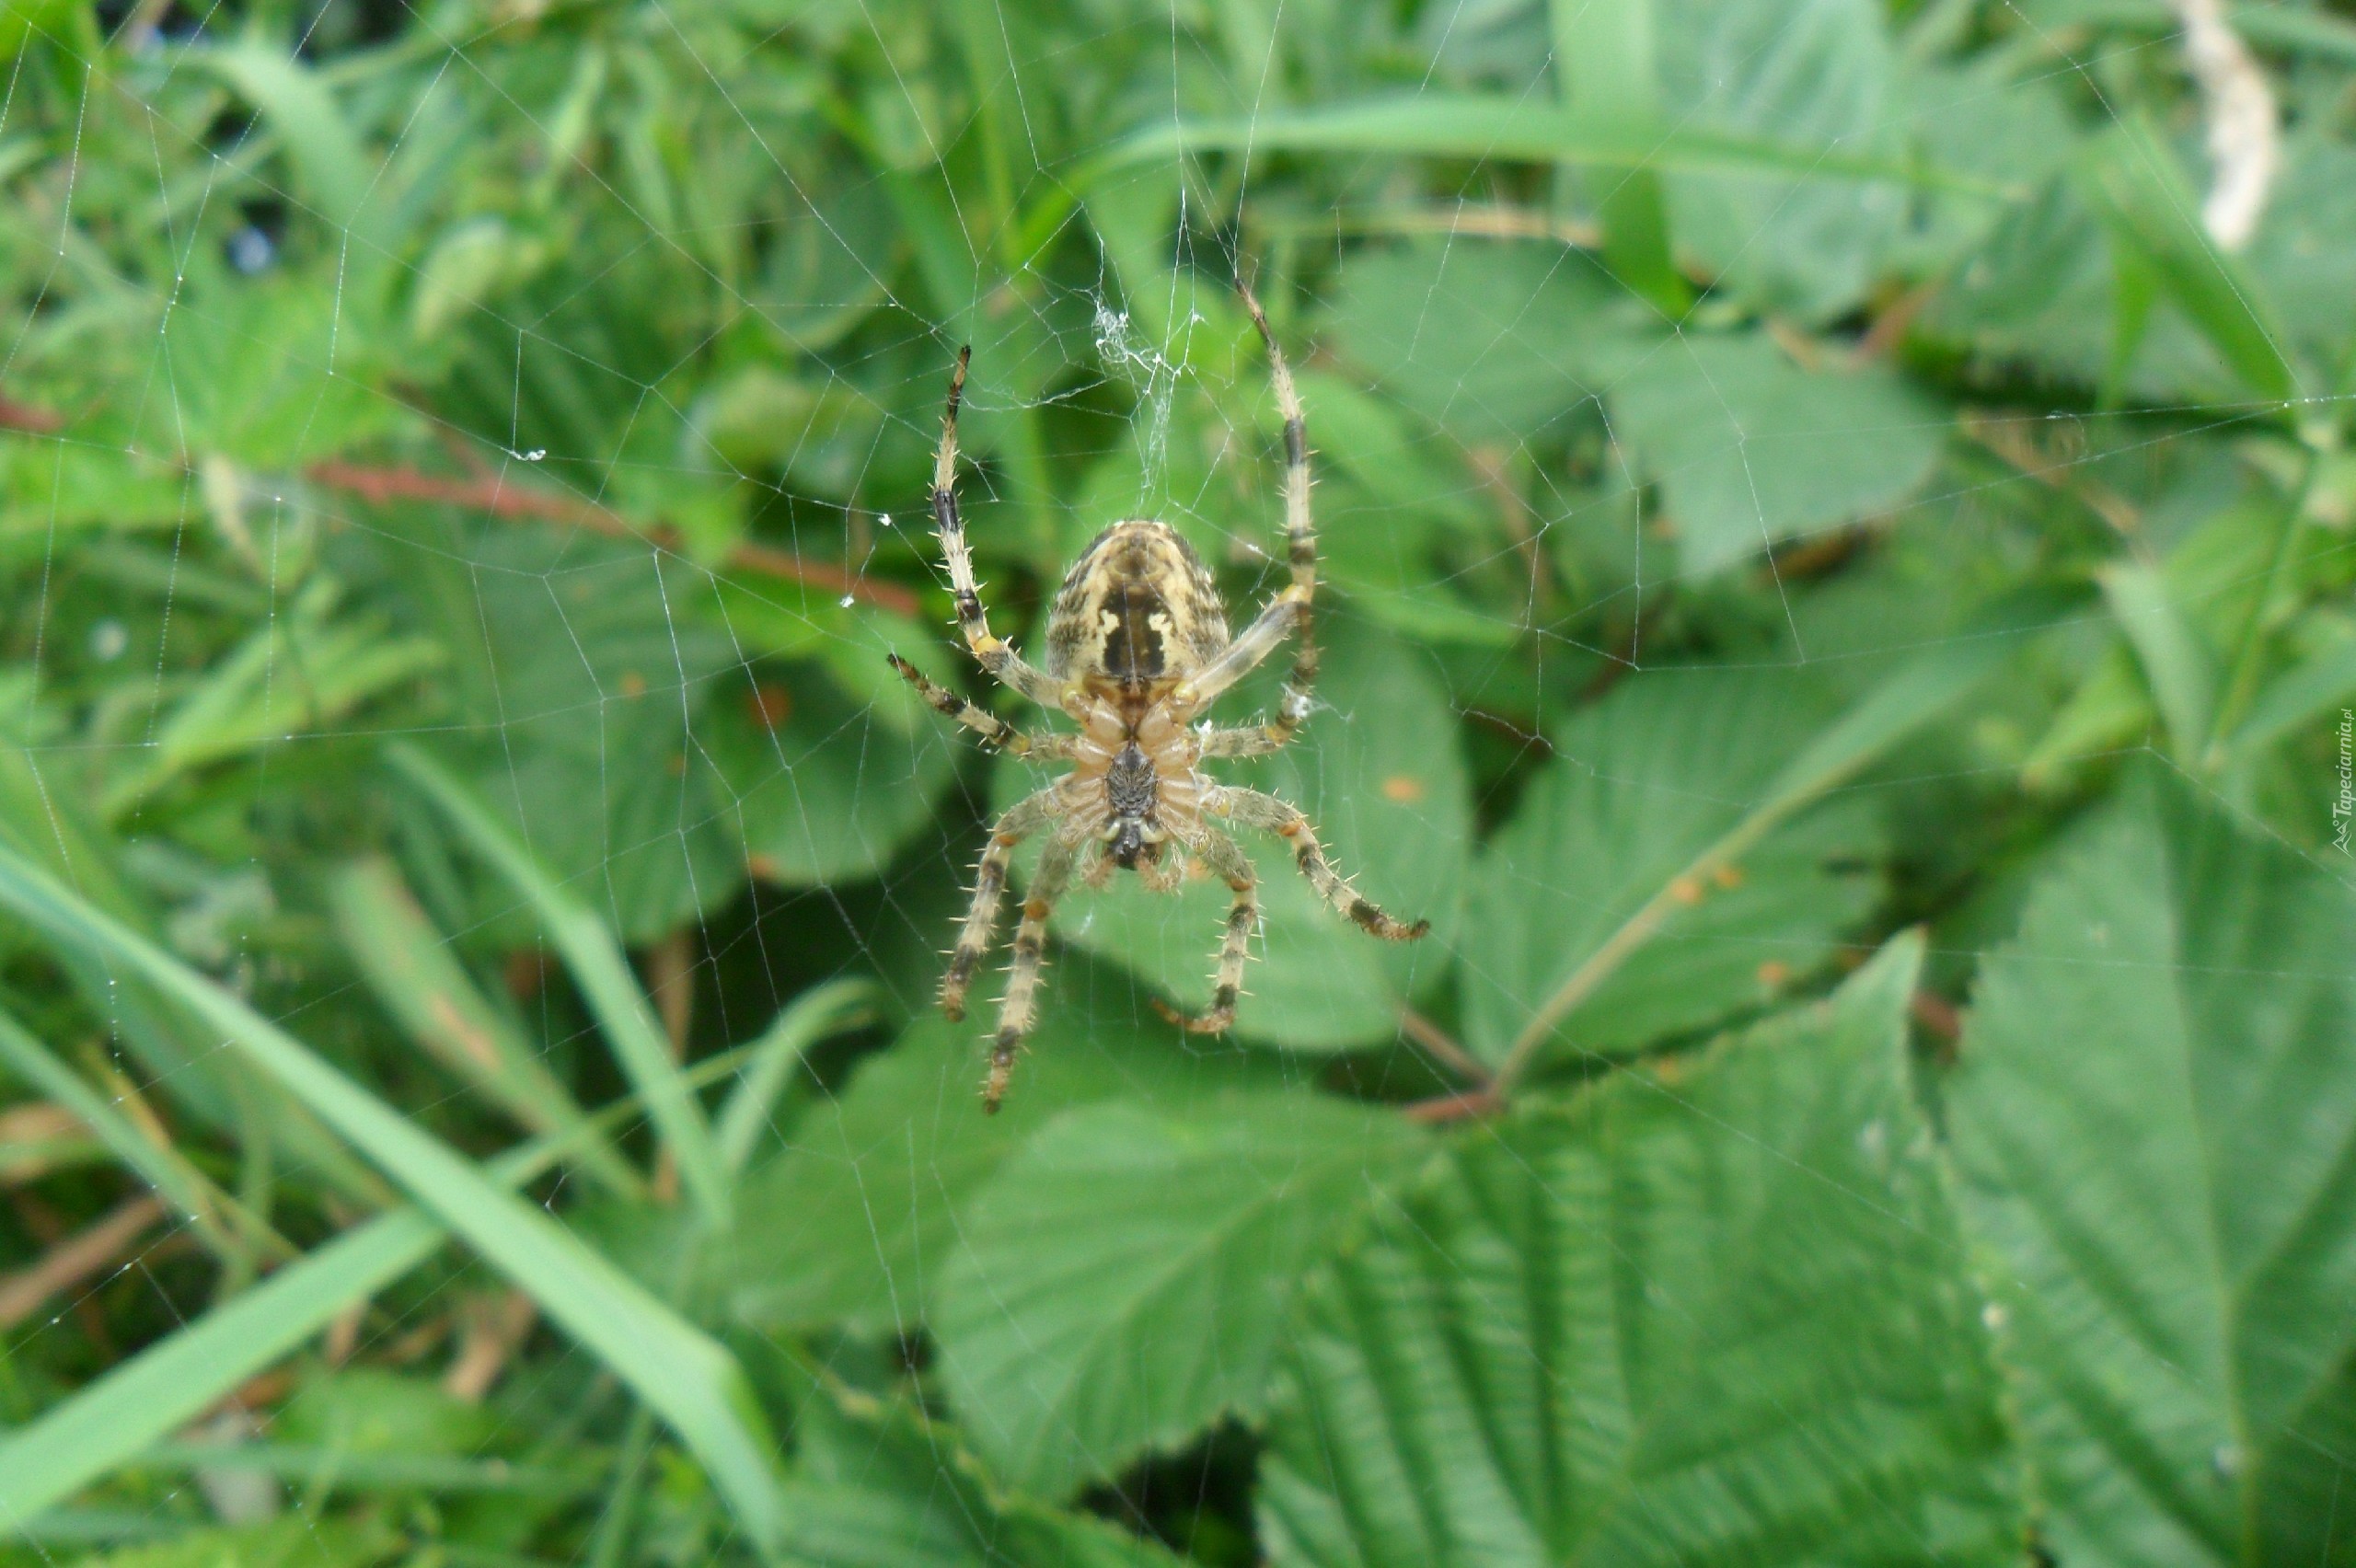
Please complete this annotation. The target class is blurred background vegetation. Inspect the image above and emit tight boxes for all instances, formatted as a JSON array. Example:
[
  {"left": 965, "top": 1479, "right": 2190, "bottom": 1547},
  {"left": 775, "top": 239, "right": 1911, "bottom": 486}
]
[{"left": 1, "top": 0, "right": 2354, "bottom": 1563}]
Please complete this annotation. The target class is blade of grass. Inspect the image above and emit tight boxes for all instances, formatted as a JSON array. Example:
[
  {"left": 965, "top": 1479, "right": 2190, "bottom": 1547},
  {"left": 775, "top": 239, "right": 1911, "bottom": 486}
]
[
  {"left": 1552, "top": 0, "right": 1686, "bottom": 316},
  {"left": 2081, "top": 117, "right": 2297, "bottom": 407},
  {"left": 0, "top": 844, "right": 785, "bottom": 1553},
  {"left": 2223, "top": 628, "right": 2356, "bottom": 761},
  {"left": 713, "top": 978, "right": 875, "bottom": 1175},
  {"left": 188, "top": 40, "right": 387, "bottom": 258},
  {"left": 1493, "top": 632, "right": 2012, "bottom": 1092},
  {"left": 0, "top": 1028, "right": 773, "bottom": 1539},
  {"left": 329, "top": 856, "right": 641, "bottom": 1198},
  {"left": 1108, "top": 95, "right": 2019, "bottom": 198},
  {"left": 386, "top": 744, "right": 731, "bottom": 1230},
  {"left": 2207, "top": 441, "right": 2331, "bottom": 761},
  {"left": 0, "top": 1006, "right": 285, "bottom": 1263},
  {"left": 130, "top": 1444, "right": 599, "bottom": 1499}
]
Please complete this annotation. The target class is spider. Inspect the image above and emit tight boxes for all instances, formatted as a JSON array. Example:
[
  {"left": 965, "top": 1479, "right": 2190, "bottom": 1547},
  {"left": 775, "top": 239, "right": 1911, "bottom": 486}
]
[{"left": 887, "top": 281, "right": 1429, "bottom": 1112}]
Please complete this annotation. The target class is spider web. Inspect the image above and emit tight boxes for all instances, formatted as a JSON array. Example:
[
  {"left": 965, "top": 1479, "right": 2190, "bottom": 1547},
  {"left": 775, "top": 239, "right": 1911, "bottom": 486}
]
[{"left": 1, "top": 0, "right": 2354, "bottom": 1564}]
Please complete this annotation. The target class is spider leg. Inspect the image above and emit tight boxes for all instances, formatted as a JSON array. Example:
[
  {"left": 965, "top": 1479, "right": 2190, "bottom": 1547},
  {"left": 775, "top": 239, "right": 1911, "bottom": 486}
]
[
  {"left": 930, "top": 350, "right": 1062, "bottom": 708},
  {"left": 1169, "top": 282, "right": 1319, "bottom": 724},
  {"left": 1197, "top": 723, "right": 1290, "bottom": 760},
  {"left": 985, "top": 827, "right": 1084, "bottom": 1113},
  {"left": 942, "top": 788, "right": 1057, "bottom": 1023},
  {"left": 886, "top": 654, "right": 1068, "bottom": 758},
  {"left": 1212, "top": 785, "right": 1429, "bottom": 941},
  {"left": 1150, "top": 825, "right": 1258, "bottom": 1034}
]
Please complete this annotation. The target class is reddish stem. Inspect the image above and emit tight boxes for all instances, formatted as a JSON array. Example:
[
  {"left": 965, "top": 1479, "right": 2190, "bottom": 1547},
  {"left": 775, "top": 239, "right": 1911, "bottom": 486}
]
[{"left": 306, "top": 460, "right": 919, "bottom": 616}]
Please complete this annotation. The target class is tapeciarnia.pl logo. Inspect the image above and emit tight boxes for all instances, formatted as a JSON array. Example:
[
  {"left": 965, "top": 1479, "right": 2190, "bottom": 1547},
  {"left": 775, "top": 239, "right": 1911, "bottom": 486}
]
[{"left": 2335, "top": 708, "right": 2353, "bottom": 855}]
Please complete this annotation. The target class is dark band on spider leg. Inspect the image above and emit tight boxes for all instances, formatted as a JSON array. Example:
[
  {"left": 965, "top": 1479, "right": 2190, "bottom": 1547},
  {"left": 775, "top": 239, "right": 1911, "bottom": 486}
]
[
  {"left": 1291, "top": 836, "right": 1427, "bottom": 940},
  {"left": 888, "top": 653, "right": 964, "bottom": 715},
  {"left": 941, "top": 844, "right": 1014, "bottom": 1019},
  {"left": 889, "top": 653, "right": 1029, "bottom": 751},
  {"left": 1187, "top": 887, "right": 1256, "bottom": 1031},
  {"left": 983, "top": 1028, "right": 1022, "bottom": 1112}
]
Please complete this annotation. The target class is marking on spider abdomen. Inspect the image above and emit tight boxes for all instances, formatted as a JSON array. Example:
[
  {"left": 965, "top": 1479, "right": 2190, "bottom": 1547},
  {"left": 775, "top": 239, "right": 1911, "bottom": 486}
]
[{"left": 1045, "top": 521, "right": 1229, "bottom": 683}]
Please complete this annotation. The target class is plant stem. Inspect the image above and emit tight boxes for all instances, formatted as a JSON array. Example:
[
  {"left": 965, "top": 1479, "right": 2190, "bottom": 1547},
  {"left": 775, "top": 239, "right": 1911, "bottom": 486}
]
[{"left": 2206, "top": 438, "right": 2325, "bottom": 762}]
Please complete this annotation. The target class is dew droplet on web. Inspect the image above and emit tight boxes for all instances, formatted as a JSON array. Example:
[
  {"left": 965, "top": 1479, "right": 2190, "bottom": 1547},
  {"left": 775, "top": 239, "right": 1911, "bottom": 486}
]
[{"left": 838, "top": 594, "right": 855, "bottom": 608}]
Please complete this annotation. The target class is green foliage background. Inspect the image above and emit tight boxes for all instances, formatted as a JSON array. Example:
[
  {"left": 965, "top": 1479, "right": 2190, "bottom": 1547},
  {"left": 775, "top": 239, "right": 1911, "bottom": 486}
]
[{"left": 1, "top": 0, "right": 2354, "bottom": 1563}]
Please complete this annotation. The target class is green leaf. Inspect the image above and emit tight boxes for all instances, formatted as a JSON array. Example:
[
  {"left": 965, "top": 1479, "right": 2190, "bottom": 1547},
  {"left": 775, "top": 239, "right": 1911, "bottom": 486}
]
[
  {"left": 1325, "top": 240, "right": 1657, "bottom": 444},
  {"left": 1021, "top": 621, "right": 1471, "bottom": 1051},
  {"left": 2098, "top": 560, "right": 2217, "bottom": 761},
  {"left": 723, "top": 997, "right": 1290, "bottom": 1336},
  {"left": 1610, "top": 331, "right": 1947, "bottom": 575},
  {"left": 413, "top": 534, "right": 744, "bottom": 940},
  {"left": 1947, "top": 767, "right": 2356, "bottom": 1567},
  {"left": 1259, "top": 937, "right": 2024, "bottom": 1566},
  {"left": 779, "top": 1385, "right": 1186, "bottom": 1568},
  {"left": 1461, "top": 669, "right": 1880, "bottom": 1066},
  {"left": 102, "top": 578, "right": 442, "bottom": 816},
  {"left": 0, "top": 843, "right": 789, "bottom": 1553},
  {"left": 388, "top": 743, "right": 731, "bottom": 1230},
  {"left": 144, "top": 274, "right": 402, "bottom": 464},
  {"left": 1468, "top": 640, "right": 2001, "bottom": 1078},
  {"left": 701, "top": 653, "right": 961, "bottom": 889},
  {"left": 1657, "top": 0, "right": 1905, "bottom": 322},
  {"left": 0, "top": 437, "right": 186, "bottom": 536},
  {"left": 934, "top": 1094, "right": 1426, "bottom": 1497},
  {"left": 1110, "top": 95, "right": 2012, "bottom": 197},
  {"left": 327, "top": 854, "right": 640, "bottom": 1196}
]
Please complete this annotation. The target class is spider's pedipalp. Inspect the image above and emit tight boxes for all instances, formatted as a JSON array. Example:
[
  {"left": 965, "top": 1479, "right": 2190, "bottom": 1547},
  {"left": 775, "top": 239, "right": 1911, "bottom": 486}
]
[{"left": 1214, "top": 785, "right": 1429, "bottom": 941}]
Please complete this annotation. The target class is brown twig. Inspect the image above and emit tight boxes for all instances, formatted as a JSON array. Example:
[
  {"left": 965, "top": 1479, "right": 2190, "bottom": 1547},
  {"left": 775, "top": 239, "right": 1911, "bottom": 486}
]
[
  {"left": 1265, "top": 202, "right": 1603, "bottom": 251},
  {"left": 1395, "top": 1005, "right": 1493, "bottom": 1089},
  {"left": 645, "top": 928, "right": 695, "bottom": 1207},
  {"left": 444, "top": 1289, "right": 538, "bottom": 1403},
  {"left": 1959, "top": 411, "right": 2141, "bottom": 537},
  {"left": 1401, "top": 1088, "right": 1504, "bottom": 1125},
  {"left": 0, "top": 392, "right": 64, "bottom": 433},
  {"left": 0, "top": 1193, "right": 166, "bottom": 1330},
  {"left": 1467, "top": 444, "right": 1553, "bottom": 612},
  {"left": 1856, "top": 282, "right": 1936, "bottom": 363},
  {"left": 1910, "top": 989, "right": 1963, "bottom": 1043},
  {"left": 304, "top": 460, "right": 922, "bottom": 616}
]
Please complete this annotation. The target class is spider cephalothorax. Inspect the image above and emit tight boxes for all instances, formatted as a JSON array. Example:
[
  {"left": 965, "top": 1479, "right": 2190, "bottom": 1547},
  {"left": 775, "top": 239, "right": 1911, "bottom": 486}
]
[{"left": 887, "top": 280, "right": 1429, "bottom": 1112}]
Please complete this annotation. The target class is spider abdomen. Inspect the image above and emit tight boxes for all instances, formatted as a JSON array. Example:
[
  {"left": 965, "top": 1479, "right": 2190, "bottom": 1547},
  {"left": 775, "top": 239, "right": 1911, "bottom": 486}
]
[{"left": 1044, "top": 521, "right": 1230, "bottom": 686}]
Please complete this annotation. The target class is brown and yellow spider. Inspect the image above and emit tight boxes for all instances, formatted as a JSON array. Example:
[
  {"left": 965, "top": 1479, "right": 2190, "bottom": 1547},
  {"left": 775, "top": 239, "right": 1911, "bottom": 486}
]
[{"left": 886, "top": 281, "right": 1429, "bottom": 1112}]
